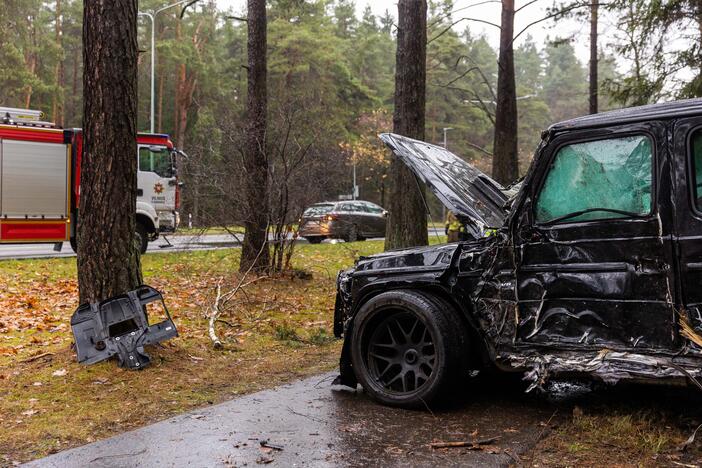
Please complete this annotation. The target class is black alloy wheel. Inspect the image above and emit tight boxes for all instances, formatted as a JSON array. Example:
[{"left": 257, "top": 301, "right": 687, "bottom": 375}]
[
  {"left": 350, "top": 290, "right": 466, "bottom": 408},
  {"left": 366, "top": 311, "right": 436, "bottom": 394}
]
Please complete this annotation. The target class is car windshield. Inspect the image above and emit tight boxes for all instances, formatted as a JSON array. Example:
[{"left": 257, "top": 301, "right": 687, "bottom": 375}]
[
  {"left": 303, "top": 204, "right": 335, "bottom": 217},
  {"left": 139, "top": 146, "right": 174, "bottom": 178}
]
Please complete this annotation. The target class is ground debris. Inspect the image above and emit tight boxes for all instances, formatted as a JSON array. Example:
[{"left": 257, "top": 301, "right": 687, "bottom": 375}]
[
  {"left": 259, "top": 439, "right": 284, "bottom": 451},
  {"left": 430, "top": 436, "right": 501, "bottom": 450}
]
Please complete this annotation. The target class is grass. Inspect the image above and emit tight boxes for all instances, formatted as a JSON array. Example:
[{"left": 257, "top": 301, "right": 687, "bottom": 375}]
[
  {"left": 170, "top": 225, "right": 245, "bottom": 236},
  {"left": 530, "top": 392, "right": 702, "bottom": 466},
  {"left": 0, "top": 239, "right": 395, "bottom": 464}
]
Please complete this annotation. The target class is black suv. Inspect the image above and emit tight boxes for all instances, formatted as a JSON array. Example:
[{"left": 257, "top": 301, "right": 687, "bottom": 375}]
[{"left": 333, "top": 99, "right": 702, "bottom": 407}]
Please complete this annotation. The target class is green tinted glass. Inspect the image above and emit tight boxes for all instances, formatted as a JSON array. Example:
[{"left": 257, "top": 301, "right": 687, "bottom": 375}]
[
  {"left": 536, "top": 135, "right": 653, "bottom": 223},
  {"left": 692, "top": 132, "right": 702, "bottom": 208}
]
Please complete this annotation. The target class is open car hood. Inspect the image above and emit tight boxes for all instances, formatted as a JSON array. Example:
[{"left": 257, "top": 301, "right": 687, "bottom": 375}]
[{"left": 379, "top": 133, "right": 508, "bottom": 237}]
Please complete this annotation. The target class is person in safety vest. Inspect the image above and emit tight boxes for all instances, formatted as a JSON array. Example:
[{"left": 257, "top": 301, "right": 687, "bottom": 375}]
[{"left": 444, "top": 211, "right": 466, "bottom": 242}]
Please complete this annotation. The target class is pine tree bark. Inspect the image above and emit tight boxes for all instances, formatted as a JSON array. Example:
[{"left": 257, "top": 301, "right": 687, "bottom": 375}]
[
  {"left": 589, "top": 1, "right": 599, "bottom": 114},
  {"left": 240, "top": 0, "right": 270, "bottom": 272},
  {"left": 492, "top": 0, "right": 518, "bottom": 186},
  {"left": 384, "top": 0, "right": 428, "bottom": 250},
  {"left": 78, "top": 0, "right": 141, "bottom": 303},
  {"left": 52, "top": 0, "right": 64, "bottom": 126}
]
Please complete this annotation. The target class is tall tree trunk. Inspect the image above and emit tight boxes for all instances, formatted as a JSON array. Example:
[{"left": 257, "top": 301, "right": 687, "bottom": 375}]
[
  {"left": 24, "top": 15, "right": 37, "bottom": 109},
  {"left": 176, "top": 62, "right": 188, "bottom": 148},
  {"left": 384, "top": 0, "right": 428, "bottom": 250},
  {"left": 589, "top": 1, "right": 599, "bottom": 114},
  {"left": 157, "top": 58, "right": 164, "bottom": 133},
  {"left": 240, "top": 0, "right": 270, "bottom": 272},
  {"left": 70, "top": 48, "right": 79, "bottom": 123},
  {"left": 492, "top": 0, "right": 518, "bottom": 186},
  {"left": 52, "top": 0, "right": 64, "bottom": 126},
  {"left": 78, "top": 0, "right": 141, "bottom": 303}
]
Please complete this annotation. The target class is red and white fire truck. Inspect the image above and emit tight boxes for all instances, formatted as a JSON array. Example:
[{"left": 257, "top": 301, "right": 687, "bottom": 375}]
[{"left": 0, "top": 106, "right": 181, "bottom": 254}]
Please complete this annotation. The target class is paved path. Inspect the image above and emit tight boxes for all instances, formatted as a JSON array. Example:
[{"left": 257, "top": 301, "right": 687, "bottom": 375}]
[
  {"left": 25, "top": 372, "right": 556, "bottom": 468},
  {"left": 0, "top": 229, "right": 445, "bottom": 260}
]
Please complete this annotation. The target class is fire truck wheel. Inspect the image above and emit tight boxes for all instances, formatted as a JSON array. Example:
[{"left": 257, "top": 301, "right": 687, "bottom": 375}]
[
  {"left": 135, "top": 222, "right": 149, "bottom": 255},
  {"left": 69, "top": 237, "right": 77, "bottom": 253}
]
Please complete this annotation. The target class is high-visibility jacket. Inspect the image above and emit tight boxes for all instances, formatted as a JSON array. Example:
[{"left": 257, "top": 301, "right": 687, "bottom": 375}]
[{"left": 445, "top": 211, "right": 465, "bottom": 233}]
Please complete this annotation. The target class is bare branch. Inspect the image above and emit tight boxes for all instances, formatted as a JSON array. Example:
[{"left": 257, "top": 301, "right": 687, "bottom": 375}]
[
  {"left": 429, "top": 17, "right": 501, "bottom": 44},
  {"left": 179, "top": 0, "right": 201, "bottom": 19},
  {"left": 428, "top": 0, "right": 502, "bottom": 29},
  {"left": 512, "top": 2, "right": 609, "bottom": 45},
  {"left": 515, "top": 0, "right": 540, "bottom": 14},
  {"left": 465, "top": 141, "right": 494, "bottom": 157}
]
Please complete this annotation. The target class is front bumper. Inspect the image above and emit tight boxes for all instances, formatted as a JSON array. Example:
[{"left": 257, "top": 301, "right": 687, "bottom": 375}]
[
  {"left": 158, "top": 211, "right": 180, "bottom": 232},
  {"left": 334, "top": 268, "right": 354, "bottom": 337}
]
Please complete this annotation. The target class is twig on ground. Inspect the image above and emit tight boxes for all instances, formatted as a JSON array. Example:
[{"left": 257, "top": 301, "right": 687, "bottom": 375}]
[
  {"left": 430, "top": 436, "right": 501, "bottom": 449},
  {"left": 20, "top": 352, "right": 54, "bottom": 363},
  {"left": 208, "top": 279, "right": 224, "bottom": 349}
]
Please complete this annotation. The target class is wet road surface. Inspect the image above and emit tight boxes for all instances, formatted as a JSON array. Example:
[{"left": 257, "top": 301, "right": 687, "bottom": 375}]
[
  {"left": 0, "top": 229, "right": 445, "bottom": 260},
  {"left": 26, "top": 372, "right": 557, "bottom": 467}
]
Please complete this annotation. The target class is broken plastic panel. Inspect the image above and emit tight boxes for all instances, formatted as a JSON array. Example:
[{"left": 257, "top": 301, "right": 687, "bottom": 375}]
[
  {"left": 536, "top": 135, "right": 652, "bottom": 223},
  {"left": 71, "top": 285, "right": 177, "bottom": 369}
]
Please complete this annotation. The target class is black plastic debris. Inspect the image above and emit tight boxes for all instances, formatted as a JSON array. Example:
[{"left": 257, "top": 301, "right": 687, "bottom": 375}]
[{"left": 71, "top": 285, "right": 177, "bottom": 369}]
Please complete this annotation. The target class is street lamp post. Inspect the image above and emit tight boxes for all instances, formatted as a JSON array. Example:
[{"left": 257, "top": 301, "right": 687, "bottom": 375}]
[
  {"left": 352, "top": 159, "right": 357, "bottom": 200},
  {"left": 138, "top": 0, "right": 195, "bottom": 134},
  {"left": 442, "top": 127, "right": 453, "bottom": 150}
]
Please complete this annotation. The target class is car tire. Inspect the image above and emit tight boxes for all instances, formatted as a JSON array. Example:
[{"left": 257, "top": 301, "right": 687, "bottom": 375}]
[
  {"left": 135, "top": 222, "right": 149, "bottom": 255},
  {"left": 345, "top": 225, "right": 359, "bottom": 243},
  {"left": 305, "top": 236, "right": 324, "bottom": 244},
  {"left": 350, "top": 290, "right": 466, "bottom": 408}
]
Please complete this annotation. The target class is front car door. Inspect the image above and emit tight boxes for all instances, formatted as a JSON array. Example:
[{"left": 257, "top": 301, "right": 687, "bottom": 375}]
[
  {"left": 513, "top": 123, "right": 677, "bottom": 351},
  {"left": 138, "top": 145, "right": 176, "bottom": 219},
  {"left": 673, "top": 118, "right": 702, "bottom": 342}
]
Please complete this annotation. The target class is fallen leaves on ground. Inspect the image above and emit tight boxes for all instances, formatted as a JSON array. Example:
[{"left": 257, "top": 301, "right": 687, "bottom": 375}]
[{"left": 0, "top": 243, "right": 380, "bottom": 464}]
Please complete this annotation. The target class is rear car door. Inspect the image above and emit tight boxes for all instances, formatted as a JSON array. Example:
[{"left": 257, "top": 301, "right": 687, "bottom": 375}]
[
  {"left": 362, "top": 202, "right": 387, "bottom": 236},
  {"left": 673, "top": 118, "right": 702, "bottom": 339},
  {"left": 514, "top": 123, "right": 677, "bottom": 351}
]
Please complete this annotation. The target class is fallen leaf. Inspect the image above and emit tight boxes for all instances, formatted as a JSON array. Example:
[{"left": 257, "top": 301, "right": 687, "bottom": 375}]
[
  {"left": 21, "top": 409, "right": 38, "bottom": 417},
  {"left": 52, "top": 369, "right": 67, "bottom": 377}
]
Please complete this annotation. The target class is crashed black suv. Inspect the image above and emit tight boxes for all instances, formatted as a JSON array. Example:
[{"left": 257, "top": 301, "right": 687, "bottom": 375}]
[{"left": 334, "top": 99, "right": 702, "bottom": 407}]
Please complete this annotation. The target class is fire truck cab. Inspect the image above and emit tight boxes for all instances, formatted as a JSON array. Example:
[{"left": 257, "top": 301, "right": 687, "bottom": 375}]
[{"left": 0, "top": 107, "right": 181, "bottom": 254}]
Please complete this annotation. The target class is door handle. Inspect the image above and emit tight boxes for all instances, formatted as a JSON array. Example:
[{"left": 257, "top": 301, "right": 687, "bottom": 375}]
[{"left": 137, "top": 189, "right": 143, "bottom": 196}]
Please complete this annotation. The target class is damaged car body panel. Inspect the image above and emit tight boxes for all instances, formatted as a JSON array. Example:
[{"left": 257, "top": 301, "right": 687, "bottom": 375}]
[
  {"left": 335, "top": 99, "right": 702, "bottom": 406},
  {"left": 71, "top": 285, "right": 178, "bottom": 369}
]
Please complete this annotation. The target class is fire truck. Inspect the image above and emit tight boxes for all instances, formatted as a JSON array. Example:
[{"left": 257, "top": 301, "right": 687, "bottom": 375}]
[{"left": 0, "top": 107, "right": 181, "bottom": 254}]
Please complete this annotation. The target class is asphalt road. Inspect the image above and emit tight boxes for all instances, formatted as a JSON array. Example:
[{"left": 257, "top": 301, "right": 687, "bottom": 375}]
[
  {"left": 0, "top": 229, "right": 445, "bottom": 261},
  {"left": 25, "top": 372, "right": 558, "bottom": 468}
]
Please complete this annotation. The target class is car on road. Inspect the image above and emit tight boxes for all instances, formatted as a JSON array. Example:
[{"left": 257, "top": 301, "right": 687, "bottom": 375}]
[
  {"left": 299, "top": 200, "right": 387, "bottom": 243},
  {"left": 333, "top": 99, "right": 702, "bottom": 407}
]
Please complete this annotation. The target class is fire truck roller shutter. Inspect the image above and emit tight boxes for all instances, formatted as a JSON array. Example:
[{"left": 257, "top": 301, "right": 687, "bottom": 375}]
[{"left": 1, "top": 139, "right": 69, "bottom": 219}]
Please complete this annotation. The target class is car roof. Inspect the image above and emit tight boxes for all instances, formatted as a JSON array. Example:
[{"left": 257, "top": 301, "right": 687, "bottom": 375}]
[{"left": 549, "top": 98, "right": 702, "bottom": 133}]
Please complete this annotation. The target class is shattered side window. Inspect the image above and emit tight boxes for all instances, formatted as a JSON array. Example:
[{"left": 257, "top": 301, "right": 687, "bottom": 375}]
[
  {"left": 691, "top": 131, "right": 702, "bottom": 209},
  {"left": 536, "top": 135, "right": 653, "bottom": 223}
]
